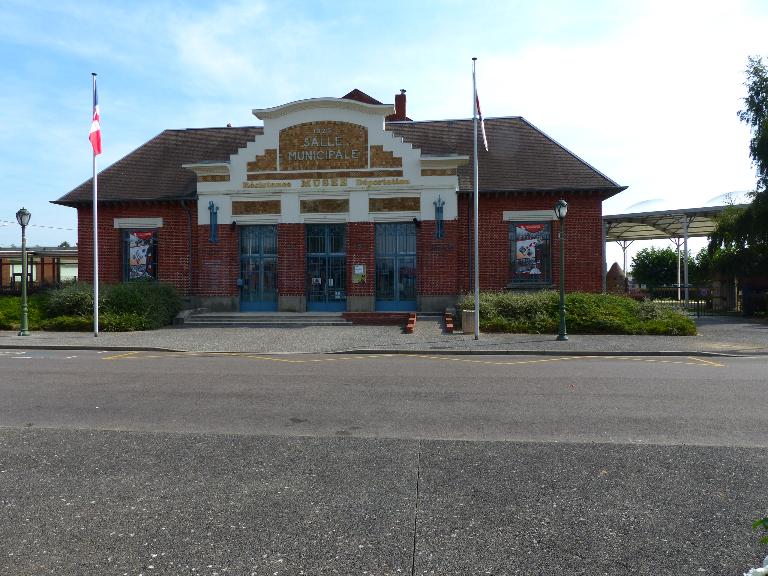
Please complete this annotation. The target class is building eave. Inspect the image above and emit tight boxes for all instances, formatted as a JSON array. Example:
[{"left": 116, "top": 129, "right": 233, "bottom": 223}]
[{"left": 254, "top": 97, "right": 394, "bottom": 120}]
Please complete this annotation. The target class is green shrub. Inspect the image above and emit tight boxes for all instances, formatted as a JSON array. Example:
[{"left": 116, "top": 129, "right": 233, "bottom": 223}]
[
  {"left": 459, "top": 291, "right": 560, "bottom": 333},
  {"left": 103, "top": 282, "right": 181, "bottom": 329},
  {"left": 567, "top": 293, "right": 643, "bottom": 334},
  {"left": 43, "top": 282, "right": 100, "bottom": 318},
  {"left": 35, "top": 311, "right": 156, "bottom": 332},
  {"left": 458, "top": 291, "right": 696, "bottom": 336},
  {"left": 0, "top": 311, "right": 13, "bottom": 330},
  {"left": 41, "top": 315, "right": 93, "bottom": 331},
  {"left": 36, "top": 281, "right": 182, "bottom": 331},
  {"left": 101, "top": 312, "right": 150, "bottom": 332},
  {"left": 0, "top": 294, "right": 47, "bottom": 329}
]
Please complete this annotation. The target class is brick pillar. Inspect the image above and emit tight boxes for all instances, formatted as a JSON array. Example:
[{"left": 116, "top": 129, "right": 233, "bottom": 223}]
[
  {"left": 417, "top": 220, "right": 460, "bottom": 312},
  {"left": 457, "top": 194, "right": 472, "bottom": 294},
  {"left": 347, "top": 222, "right": 375, "bottom": 312},
  {"left": 277, "top": 223, "right": 306, "bottom": 311},
  {"left": 195, "top": 224, "right": 239, "bottom": 309},
  {"left": 76, "top": 206, "right": 123, "bottom": 284}
]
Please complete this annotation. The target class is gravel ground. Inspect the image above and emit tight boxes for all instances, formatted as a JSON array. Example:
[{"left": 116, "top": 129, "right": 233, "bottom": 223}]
[{"left": 0, "top": 316, "right": 766, "bottom": 355}]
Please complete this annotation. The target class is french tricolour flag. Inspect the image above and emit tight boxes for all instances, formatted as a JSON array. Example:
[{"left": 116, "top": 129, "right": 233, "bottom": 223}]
[
  {"left": 89, "top": 80, "right": 102, "bottom": 156},
  {"left": 475, "top": 94, "right": 488, "bottom": 152}
]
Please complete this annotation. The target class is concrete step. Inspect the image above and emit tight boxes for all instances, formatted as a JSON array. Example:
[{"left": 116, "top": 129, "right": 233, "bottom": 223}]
[
  {"left": 342, "top": 312, "right": 411, "bottom": 325},
  {"left": 178, "top": 312, "right": 353, "bottom": 328}
]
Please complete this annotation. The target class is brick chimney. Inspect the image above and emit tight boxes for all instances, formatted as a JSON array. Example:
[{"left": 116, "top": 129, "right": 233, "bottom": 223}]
[{"left": 386, "top": 89, "right": 411, "bottom": 121}]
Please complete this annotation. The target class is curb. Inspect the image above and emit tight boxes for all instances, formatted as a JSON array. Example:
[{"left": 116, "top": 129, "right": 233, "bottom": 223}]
[
  {"left": 333, "top": 349, "right": 749, "bottom": 357},
  {"left": 0, "top": 344, "right": 757, "bottom": 357},
  {"left": 0, "top": 344, "right": 183, "bottom": 353}
]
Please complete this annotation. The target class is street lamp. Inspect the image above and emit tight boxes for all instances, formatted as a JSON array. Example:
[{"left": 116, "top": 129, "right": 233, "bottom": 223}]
[
  {"left": 15, "top": 208, "right": 31, "bottom": 336},
  {"left": 554, "top": 199, "right": 568, "bottom": 341}
]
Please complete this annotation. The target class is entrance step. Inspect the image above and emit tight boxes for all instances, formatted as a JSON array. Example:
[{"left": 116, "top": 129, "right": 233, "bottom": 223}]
[
  {"left": 342, "top": 312, "right": 411, "bottom": 326},
  {"left": 179, "top": 312, "right": 353, "bottom": 328}
]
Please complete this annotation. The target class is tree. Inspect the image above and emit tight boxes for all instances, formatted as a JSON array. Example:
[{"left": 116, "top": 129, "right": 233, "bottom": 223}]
[
  {"left": 740, "top": 56, "right": 768, "bottom": 193},
  {"left": 58, "top": 241, "right": 71, "bottom": 248},
  {"left": 630, "top": 247, "right": 694, "bottom": 288},
  {"left": 709, "top": 56, "right": 768, "bottom": 256}
]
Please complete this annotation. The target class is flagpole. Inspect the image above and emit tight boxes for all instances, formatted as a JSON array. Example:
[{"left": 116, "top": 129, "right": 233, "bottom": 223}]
[
  {"left": 472, "top": 58, "right": 480, "bottom": 340},
  {"left": 92, "top": 72, "right": 99, "bottom": 337}
]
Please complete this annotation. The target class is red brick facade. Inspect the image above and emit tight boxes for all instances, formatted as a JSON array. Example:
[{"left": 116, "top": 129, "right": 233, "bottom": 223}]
[
  {"left": 195, "top": 224, "right": 238, "bottom": 297},
  {"left": 417, "top": 220, "right": 459, "bottom": 296},
  {"left": 347, "top": 223, "right": 375, "bottom": 297},
  {"left": 73, "top": 191, "right": 605, "bottom": 310},
  {"left": 457, "top": 192, "right": 604, "bottom": 294},
  {"left": 77, "top": 202, "right": 196, "bottom": 295},
  {"left": 277, "top": 223, "right": 305, "bottom": 296}
]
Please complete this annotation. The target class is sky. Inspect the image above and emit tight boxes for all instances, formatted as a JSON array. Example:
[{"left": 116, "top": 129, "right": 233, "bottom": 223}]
[{"left": 0, "top": 0, "right": 766, "bottom": 269}]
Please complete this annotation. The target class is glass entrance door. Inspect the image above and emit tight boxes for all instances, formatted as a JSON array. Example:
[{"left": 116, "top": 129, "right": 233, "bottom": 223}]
[
  {"left": 375, "top": 222, "right": 417, "bottom": 311},
  {"left": 239, "top": 225, "right": 278, "bottom": 311},
  {"left": 306, "top": 224, "right": 347, "bottom": 311}
]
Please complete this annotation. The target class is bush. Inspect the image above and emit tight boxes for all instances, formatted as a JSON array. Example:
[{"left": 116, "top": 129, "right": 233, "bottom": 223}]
[
  {"left": 14, "top": 281, "right": 183, "bottom": 331},
  {"left": 0, "top": 294, "right": 48, "bottom": 329},
  {"left": 44, "top": 282, "right": 181, "bottom": 332},
  {"left": 458, "top": 291, "right": 696, "bottom": 336},
  {"left": 41, "top": 315, "right": 93, "bottom": 331},
  {"left": 459, "top": 291, "right": 560, "bottom": 333},
  {"left": 0, "top": 311, "right": 13, "bottom": 330},
  {"left": 43, "top": 282, "right": 100, "bottom": 318},
  {"left": 29, "top": 312, "right": 157, "bottom": 332},
  {"left": 103, "top": 282, "right": 181, "bottom": 329},
  {"left": 101, "top": 312, "right": 151, "bottom": 332}
]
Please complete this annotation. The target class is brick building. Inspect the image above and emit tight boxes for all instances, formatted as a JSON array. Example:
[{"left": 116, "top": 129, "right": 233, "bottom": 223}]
[{"left": 54, "top": 90, "right": 625, "bottom": 312}]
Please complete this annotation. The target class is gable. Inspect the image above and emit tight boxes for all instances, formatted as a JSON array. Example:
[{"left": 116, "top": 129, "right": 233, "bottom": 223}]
[{"left": 185, "top": 97, "right": 466, "bottom": 225}]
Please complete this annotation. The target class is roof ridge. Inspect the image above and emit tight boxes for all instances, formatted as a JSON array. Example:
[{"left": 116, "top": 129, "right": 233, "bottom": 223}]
[
  {"left": 516, "top": 117, "right": 622, "bottom": 189},
  {"left": 178, "top": 126, "right": 263, "bottom": 132},
  {"left": 387, "top": 116, "right": 525, "bottom": 125}
]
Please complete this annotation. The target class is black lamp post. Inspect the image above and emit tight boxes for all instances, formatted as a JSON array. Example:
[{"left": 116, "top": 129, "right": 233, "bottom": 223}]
[
  {"left": 16, "top": 207, "right": 31, "bottom": 336},
  {"left": 554, "top": 199, "right": 568, "bottom": 341}
]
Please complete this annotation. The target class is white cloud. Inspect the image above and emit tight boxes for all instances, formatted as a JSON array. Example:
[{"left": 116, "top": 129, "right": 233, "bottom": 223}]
[
  {"left": 466, "top": 0, "right": 765, "bottom": 218},
  {"left": 2, "top": 0, "right": 767, "bottom": 251}
]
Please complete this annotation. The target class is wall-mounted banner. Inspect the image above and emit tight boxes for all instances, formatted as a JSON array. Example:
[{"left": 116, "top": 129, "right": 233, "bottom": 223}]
[
  {"left": 127, "top": 231, "right": 156, "bottom": 279},
  {"left": 513, "top": 223, "right": 550, "bottom": 281},
  {"left": 352, "top": 264, "right": 366, "bottom": 284}
]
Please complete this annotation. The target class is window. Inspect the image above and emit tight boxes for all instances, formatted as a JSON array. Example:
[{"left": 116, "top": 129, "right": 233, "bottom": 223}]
[
  {"left": 509, "top": 222, "right": 551, "bottom": 285},
  {"left": 123, "top": 230, "right": 157, "bottom": 280}
]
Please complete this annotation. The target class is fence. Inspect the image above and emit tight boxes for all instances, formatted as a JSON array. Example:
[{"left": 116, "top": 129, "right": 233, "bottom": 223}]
[
  {"left": 641, "top": 286, "right": 740, "bottom": 317},
  {"left": 742, "top": 287, "right": 768, "bottom": 316},
  {"left": 0, "top": 280, "right": 68, "bottom": 296}
]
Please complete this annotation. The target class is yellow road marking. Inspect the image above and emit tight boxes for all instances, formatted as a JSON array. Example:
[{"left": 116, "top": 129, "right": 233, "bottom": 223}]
[
  {"left": 99, "top": 351, "right": 725, "bottom": 368},
  {"left": 102, "top": 351, "right": 140, "bottom": 360},
  {"left": 686, "top": 356, "right": 726, "bottom": 367}
]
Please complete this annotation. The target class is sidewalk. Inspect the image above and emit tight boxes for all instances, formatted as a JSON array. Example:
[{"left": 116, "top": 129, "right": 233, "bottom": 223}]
[{"left": 1, "top": 316, "right": 767, "bottom": 355}]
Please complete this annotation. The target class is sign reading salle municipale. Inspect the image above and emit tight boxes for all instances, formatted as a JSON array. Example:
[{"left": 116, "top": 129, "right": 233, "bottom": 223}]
[
  {"left": 279, "top": 121, "right": 368, "bottom": 171},
  {"left": 288, "top": 136, "right": 360, "bottom": 160}
]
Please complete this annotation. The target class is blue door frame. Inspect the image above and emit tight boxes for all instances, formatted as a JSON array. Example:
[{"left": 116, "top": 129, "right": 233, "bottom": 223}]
[
  {"left": 375, "top": 222, "right": 417, "bottom": 311},
  {"left": 239, "top": 225, "right": 278, "bottom": 311},
  {"left": 306, "top": 224, "right": 347, "bottom": 312}
]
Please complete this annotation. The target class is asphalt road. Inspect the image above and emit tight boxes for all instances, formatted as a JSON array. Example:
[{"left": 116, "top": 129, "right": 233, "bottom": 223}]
[
  {"left": 0, "top": 350, "right": 766, "bottom": 446},
  {"left": 1, "top": 350, "right": 767, "bottom": 575}
]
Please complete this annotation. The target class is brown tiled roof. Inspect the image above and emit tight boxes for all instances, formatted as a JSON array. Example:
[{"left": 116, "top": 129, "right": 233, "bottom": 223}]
[
  {"left": 341, "top": 89, "right": 384, "bottom": 105},
  {"left": 55, "top": 116, "right": 624, "bottom": 206},
  {"left": 387, "top": 117, "right": 624, "bottom": 197},
  {"left": 54, "top": 127, "right": 263, "bottom": 206}
]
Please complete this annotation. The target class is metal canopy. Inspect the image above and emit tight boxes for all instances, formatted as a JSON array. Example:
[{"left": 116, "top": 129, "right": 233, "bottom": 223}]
[
  {"left": 601, "top": 203, "right": 749, "bottom": 305},
  {"left": 603, "top": 204, "right": 748, "bottom": 241}
]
